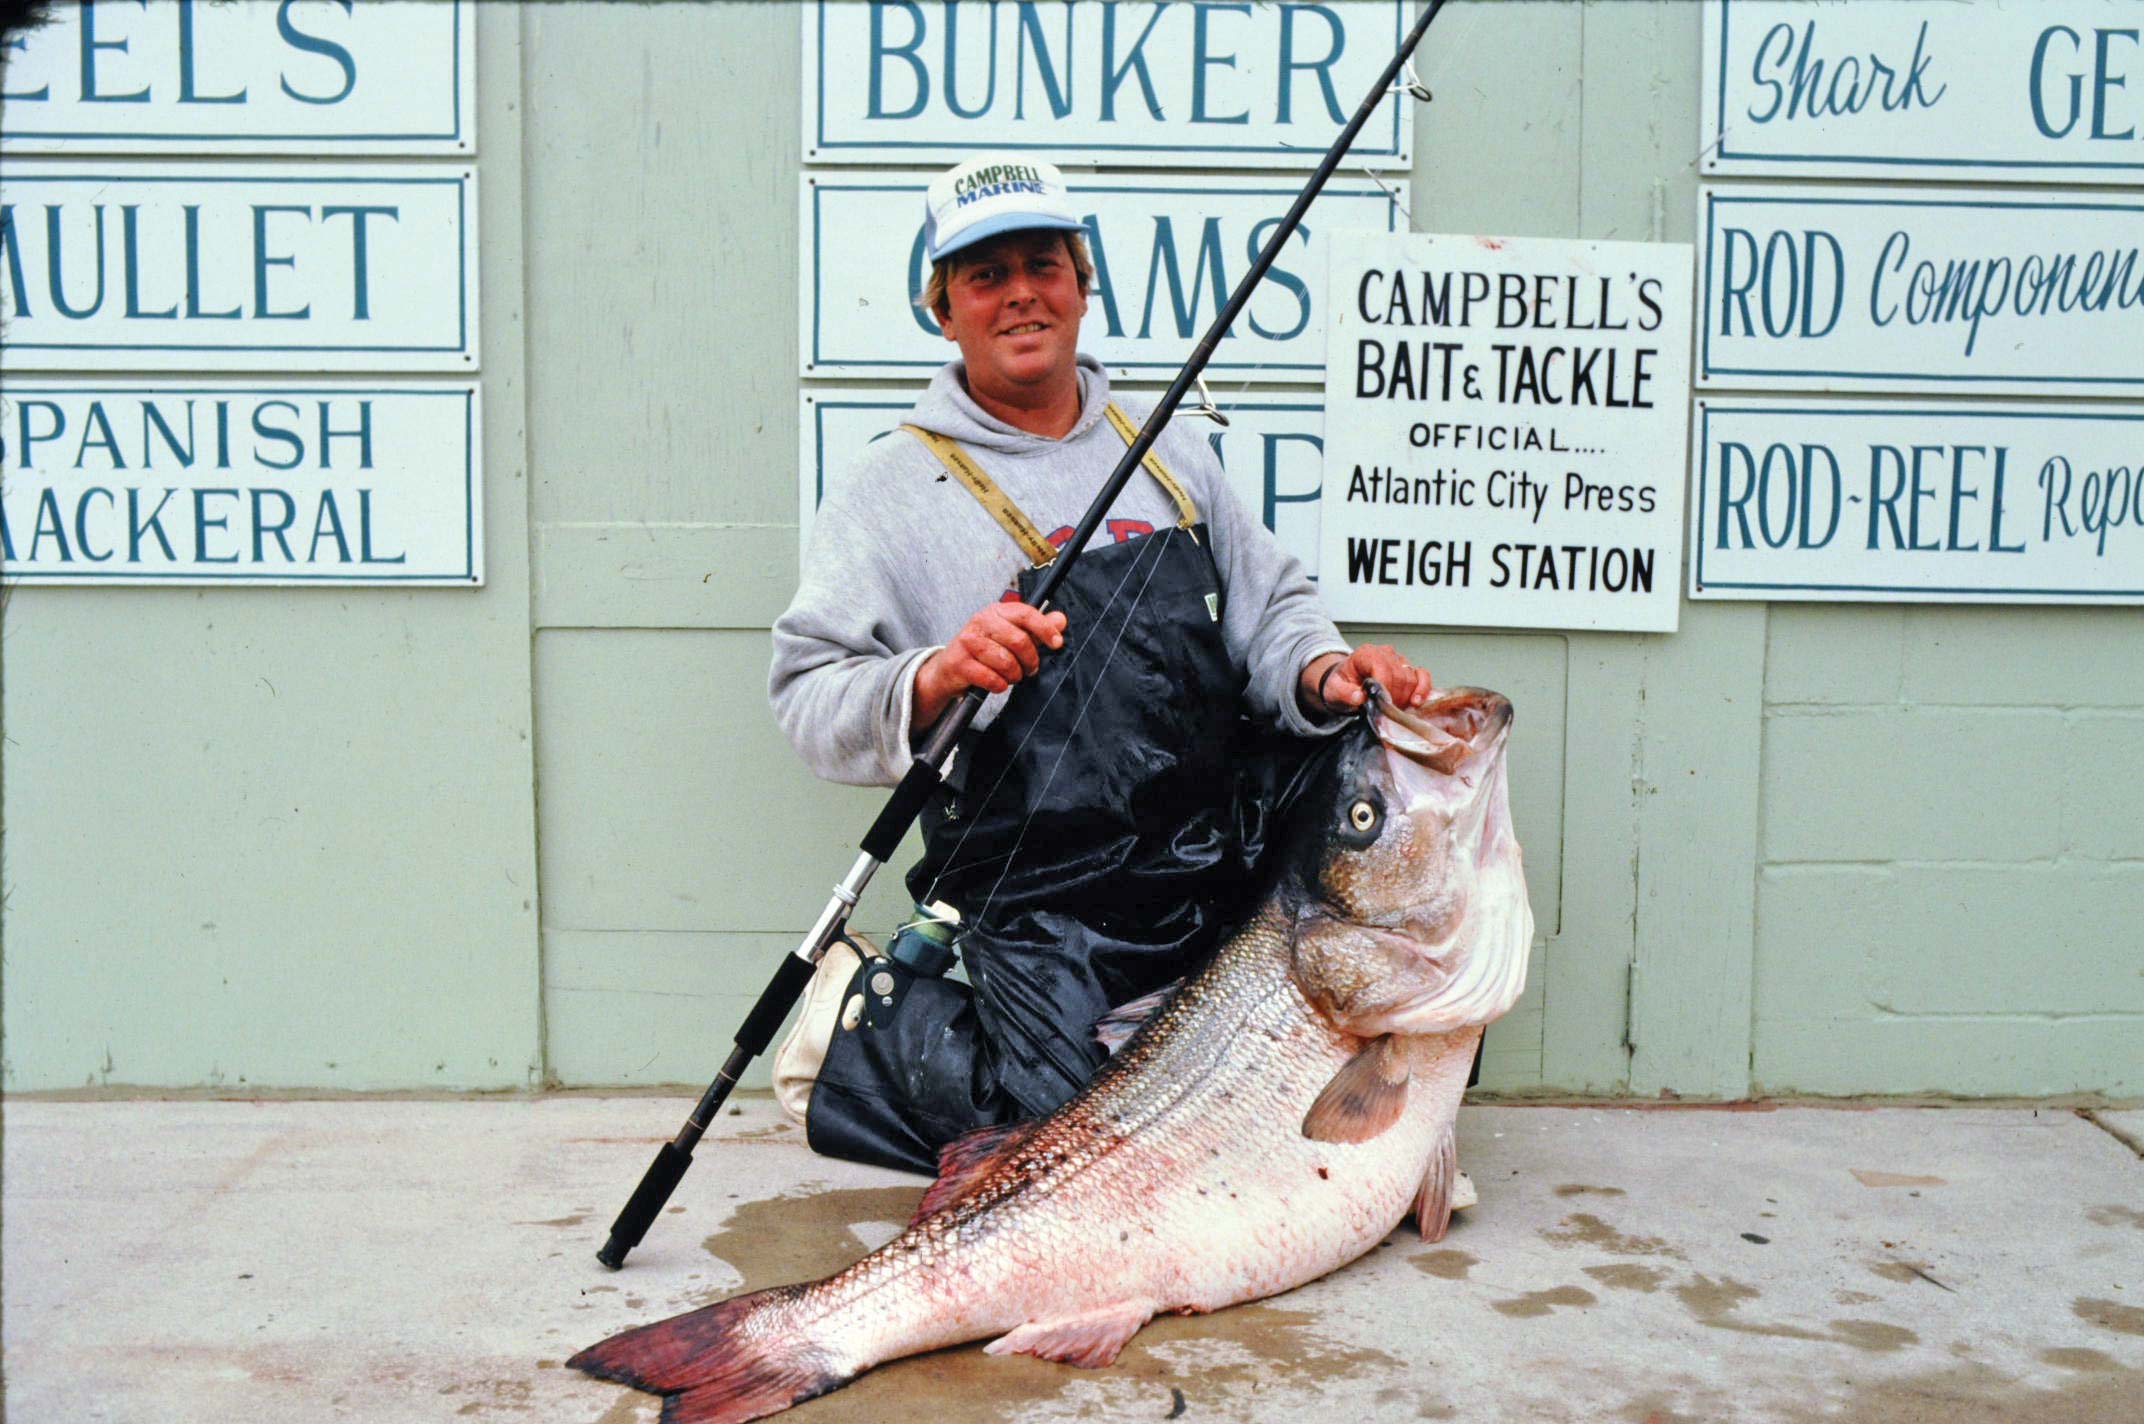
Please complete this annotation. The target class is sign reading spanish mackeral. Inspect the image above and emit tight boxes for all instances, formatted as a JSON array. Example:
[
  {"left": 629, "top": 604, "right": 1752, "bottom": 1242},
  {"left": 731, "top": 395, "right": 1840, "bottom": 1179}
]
[
  {"left": 802, "top": 169, "right": 1406, "bottom": 381},
  {"left": 1697, "top": 186, "right": 2144, "bottom": 396},
  {"left": 1317, "top": 230, "right": 1694, "bottom": 634},
  {"left": 1690, "top": 400, "right": 2144, "bottom": 605},
  {"left": 1703, "top": 0, "right": 2144, "bottom": 184},
  {"left": 804, "top": 387, "right": 1330, "bottom": 573},
  {"left": 1, "top": 0, "right": 473, "bottom": 155},
  {"left": 0, "top": 161, "right": 477, "bottom": 373},
  {"left": 1, "top": 381, "right": 482, "bottom": 586},
  {"left": 802, "top": 0, "right": 1409, "bottom": 169}
]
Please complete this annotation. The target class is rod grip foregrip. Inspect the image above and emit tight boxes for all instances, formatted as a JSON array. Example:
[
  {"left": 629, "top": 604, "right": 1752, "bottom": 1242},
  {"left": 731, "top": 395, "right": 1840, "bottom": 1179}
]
[
  {"left": 735, "top": 950, "right": 821, "bottom": 1056},
  {"left": 860, "top": 757, "right": 940, "bottom": 862}
]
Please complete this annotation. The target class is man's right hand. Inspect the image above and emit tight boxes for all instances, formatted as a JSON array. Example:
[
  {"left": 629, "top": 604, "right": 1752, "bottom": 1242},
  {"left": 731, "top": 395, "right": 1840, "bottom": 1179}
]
[{"left": 914, "top": 600, "right": 1069, "bottom": 730}]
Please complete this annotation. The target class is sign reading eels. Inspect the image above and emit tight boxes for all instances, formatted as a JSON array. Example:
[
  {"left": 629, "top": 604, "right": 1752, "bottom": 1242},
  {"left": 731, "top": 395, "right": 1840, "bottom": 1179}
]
[{"left": 1, "top": 382, "right": 482, "bottom": 585}]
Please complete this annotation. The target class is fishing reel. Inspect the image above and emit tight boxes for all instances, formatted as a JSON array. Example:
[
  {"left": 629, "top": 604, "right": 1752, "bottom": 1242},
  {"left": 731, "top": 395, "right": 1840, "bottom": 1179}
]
[{"left": 856, "top": 900, "right": 962, "bottom": 1030}]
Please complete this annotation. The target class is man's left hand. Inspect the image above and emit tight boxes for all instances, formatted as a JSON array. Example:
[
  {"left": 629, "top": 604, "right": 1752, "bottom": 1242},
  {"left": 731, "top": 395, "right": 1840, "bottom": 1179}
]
[{"left": 1301, "top": 645, "right": 1433, "bottom": 716}]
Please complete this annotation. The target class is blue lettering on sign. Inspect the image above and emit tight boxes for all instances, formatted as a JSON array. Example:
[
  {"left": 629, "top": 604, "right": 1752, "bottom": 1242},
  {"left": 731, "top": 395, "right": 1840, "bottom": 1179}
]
[
  {"left": 9, "top": 0, "right": 366, "bottom": 108},
  {"left": 1744, "top": 18, "right": 1946, "bottom": 124},
  {"left": 2029, "top": 25, "right": 2141, "bottom": 142},
  {"left": 1191, "top": 3, "right": 1251, "bottom": 125},
  {"left": 1714, "top": 227, "right": 1843, "bottom": 340}
]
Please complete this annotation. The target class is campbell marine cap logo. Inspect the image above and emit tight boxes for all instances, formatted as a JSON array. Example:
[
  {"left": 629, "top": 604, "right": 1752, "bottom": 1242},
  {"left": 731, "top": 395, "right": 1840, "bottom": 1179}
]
[{"left": 924, "top": 154, "right": 1083, "bottom": 262}]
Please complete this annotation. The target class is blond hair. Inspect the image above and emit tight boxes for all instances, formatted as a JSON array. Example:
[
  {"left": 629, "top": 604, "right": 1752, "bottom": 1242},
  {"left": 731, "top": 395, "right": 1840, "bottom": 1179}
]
[{"left": 917, "top": 231, "right": 1095, "bottom": 322}]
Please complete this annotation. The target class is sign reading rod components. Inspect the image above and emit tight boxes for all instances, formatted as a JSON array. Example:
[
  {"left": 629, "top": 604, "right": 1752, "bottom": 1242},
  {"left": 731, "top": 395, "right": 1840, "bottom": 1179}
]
[
  {"left": 1317, "top": 230, "right": 1693, "bottom": 633},
  {"left": 0, "top": 0, "right": 474, "bottom": 155},
  {"left": 1691, "top": 399, "right": 2144, "bottom": 605},
  {"left": 802, "top": 0, "right": 1408, "bottom": 169},
  {"left": 1698, "top": 185, "right": 2144, "bottom": 396},
  {"left": 1, "top": 381, "right": 482, "bottom": 585},
  {"left": 0, "top": 161, "right": 477, "bottom": 374},
  {"left": 1702, "top": 0, "right": 2144, "bottom": 185}
]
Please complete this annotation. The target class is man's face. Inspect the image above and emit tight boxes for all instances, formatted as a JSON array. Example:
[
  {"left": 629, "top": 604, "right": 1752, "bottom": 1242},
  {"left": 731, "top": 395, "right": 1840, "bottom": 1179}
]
[{"left": 937, "top": 230, "right": 1088, "bottom": 404}]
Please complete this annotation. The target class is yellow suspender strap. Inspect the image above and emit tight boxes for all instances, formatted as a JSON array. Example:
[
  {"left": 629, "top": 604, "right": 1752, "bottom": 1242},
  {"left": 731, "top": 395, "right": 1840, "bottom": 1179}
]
[
  {"left": 902, "top": 424, "right": 1058, "bottom": 567},
  {"left": 1103, "top": 402, "right": 1199, "bottom": 528}
]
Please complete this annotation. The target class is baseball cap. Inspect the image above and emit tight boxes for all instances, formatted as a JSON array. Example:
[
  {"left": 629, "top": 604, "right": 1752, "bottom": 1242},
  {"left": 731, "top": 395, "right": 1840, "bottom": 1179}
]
[{"left": 922, "top": 155, "right": 1084, "bottom": 263}]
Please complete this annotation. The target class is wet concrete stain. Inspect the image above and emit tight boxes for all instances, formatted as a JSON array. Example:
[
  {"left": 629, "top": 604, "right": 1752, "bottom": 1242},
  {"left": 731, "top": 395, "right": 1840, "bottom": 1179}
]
[
  {"left": 779, "top": 1300, "right": 1407, "bottom": 1424},
  {"left": 2041, "top": 1347, "right": 2123, "bottom": 1373},
  {"left": 592, "top": 1390, "right": 655, "bottom": 1424},
  {"left": 1411, "top": 1248, "right": 1478, "bottom": 1281},
  {"left": 1773, "top": 1359, "right": 2144, "bottom": 1424},
  {"left": 1850, "top": 1169, "right": 1945, "bottom": 1188},
  {"left": 1871, "top": 1259, "right": 1955, "bottom": 1292},
  {"left": 1553, "top": 1183, "right": 1627, "bottom": 1198},
  {"left": 1492, "top": 1284, "right": 1597, "bottom": 1318},
  {"left": 1835, "top": 1289, "right": 1881, "bottom": 1306},
  {"left": 699, "top": 1185, "right": 926, "bottom": 1291},
  {"left": 2084, "top": 1204, "right": 2144, "bottom": 1231},
  {"left": 2075, "top": 1297, "right": 2144, "bottom": 1337},
  {"left": 514, "top": 1212, "right": 590, "bottom": 1229},
  {"left": 1541, "top": 1212, "right": 1684, "bottom": 1259},
  {"left": 1826, "top": 1319, "right": 1917, "bottom": 1353},
  {"left": 729, "top": 1122, "right": 798, "bottom": 1142},
  {"left": 1584, "top": 1262, "right": 1667, "bottom": 1294}
]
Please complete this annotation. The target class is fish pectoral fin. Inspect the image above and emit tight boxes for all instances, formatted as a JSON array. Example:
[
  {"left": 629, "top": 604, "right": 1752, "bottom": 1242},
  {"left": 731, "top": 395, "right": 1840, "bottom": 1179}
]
[
  {"left": 1301, "top": 1034, "right": 1411, "bottom": 1144},
  {"left": 1412, "top": 1125, "right": 1459, "bottom": 1243},
  {"left": 911, "top": 1119, "right": 1038, "bottom": 1226},
  {"left": 984, "top": 1299, "right": 1156, "bottom": 1370},
  {"left": 1093, "top": 980, "right": 1181, "bottom": 1055}
]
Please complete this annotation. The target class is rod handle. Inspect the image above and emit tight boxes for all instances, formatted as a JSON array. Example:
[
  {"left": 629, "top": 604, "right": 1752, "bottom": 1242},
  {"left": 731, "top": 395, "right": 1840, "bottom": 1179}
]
[
  {"left": 736, "top": 950, "right": 823, "bottom": 1057},
  {"left": 597, "top": 1141, "right": 693, "bottom": 1269}
]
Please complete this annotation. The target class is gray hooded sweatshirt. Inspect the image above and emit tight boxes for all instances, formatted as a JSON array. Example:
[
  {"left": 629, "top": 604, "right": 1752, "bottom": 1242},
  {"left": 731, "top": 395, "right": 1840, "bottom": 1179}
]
[{"left": 770, "top": 356, "right": 1351, "bottom": 786}]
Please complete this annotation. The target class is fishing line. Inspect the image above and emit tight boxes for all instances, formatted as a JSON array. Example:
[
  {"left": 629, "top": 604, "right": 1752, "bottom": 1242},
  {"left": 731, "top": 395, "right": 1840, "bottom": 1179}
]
[{"left": 918, "top": 519, "right": 1178, "bottom": 902}]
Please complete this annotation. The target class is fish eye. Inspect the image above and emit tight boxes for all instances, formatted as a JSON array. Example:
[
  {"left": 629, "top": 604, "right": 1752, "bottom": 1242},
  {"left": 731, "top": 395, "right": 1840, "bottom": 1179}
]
[{"left": 1348, "top": 800, "right": 1377, "bottom": 832}]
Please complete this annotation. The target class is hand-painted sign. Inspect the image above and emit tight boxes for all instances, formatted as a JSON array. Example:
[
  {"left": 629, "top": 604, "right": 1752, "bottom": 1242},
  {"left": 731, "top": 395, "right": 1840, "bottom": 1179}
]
[
  {"left": 1697, "top": 186, "right": 2144, "bottom": 396},
  {"left": 0, "top": 161, "right": 477, "bottom": 373},
  {"left": 802, "top": 0, "right": 1409, "bottom": 169},
  {"left": 1703, "top": 0, "right": 2144, "bottom": 184},
  {"left": 802, "top": 387, "right": 1330, "bottom": 574},
  {"left": 802, "top": 170, "right": 1406, "bottom": 381},
  {"left": 1690, "top": 399, "right": 2144, "bottom": 604},
  {"left": 1, "top": 380, "right": 482, "bottom": 585},
  {"left": 1, "top": 0, "right": 473, "bottom": 155},
  {"left": 1317, "top": 230, "right": 1693, "bottom": 633}
]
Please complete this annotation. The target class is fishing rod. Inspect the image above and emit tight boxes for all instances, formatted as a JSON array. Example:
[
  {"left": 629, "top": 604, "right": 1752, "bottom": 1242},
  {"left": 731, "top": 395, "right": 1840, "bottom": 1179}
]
[{"left": 595, "top": 0, "right": 1450, "bottom": 1270}]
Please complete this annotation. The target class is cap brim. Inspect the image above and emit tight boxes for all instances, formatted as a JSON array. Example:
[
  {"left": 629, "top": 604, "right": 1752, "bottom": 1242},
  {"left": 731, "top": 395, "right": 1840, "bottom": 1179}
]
[{"left": 928, "top": 211, "right": 1084, "bottom": 263}]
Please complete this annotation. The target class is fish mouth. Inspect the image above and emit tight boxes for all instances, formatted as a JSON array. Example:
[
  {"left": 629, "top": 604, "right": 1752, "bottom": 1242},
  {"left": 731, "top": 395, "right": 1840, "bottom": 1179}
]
[{"left": 1367, "top": 684, "right": 1512, "bottom": 785}]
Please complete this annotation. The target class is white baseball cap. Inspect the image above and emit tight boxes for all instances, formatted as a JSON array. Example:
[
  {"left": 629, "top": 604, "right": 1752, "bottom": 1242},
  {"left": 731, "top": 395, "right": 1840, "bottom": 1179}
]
[{"left": 922, "top": 155, "right": 1084, "bottom": 263}]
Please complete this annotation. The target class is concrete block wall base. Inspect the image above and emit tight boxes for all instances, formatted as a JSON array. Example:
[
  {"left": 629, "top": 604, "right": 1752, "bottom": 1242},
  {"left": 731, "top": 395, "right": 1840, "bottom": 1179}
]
[{"left": 4, "top": 1097, "right": 2138, "bottom": 1422}]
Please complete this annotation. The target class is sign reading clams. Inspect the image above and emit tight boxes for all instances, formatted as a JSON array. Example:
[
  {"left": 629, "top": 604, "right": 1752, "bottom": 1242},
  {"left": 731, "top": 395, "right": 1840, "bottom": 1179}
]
[
  {"left": 803, "top": 0, "right": 1409, "bottom": 168},
  {"left": 1317, "top": 230, "right": 1694, "bottom": 633},
  {"left": 1703, "top": 0, "right": 2144, "bottom": 184}
]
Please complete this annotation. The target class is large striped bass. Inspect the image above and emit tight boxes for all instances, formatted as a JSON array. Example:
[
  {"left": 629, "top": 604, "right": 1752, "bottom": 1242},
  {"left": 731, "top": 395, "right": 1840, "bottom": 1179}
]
[{"left": 571, "top": 686, "right": 1532, "bottom": 1424}]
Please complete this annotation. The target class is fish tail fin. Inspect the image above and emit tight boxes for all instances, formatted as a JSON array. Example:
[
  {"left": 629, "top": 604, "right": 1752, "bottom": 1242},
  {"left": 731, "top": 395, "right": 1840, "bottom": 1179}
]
[{"left": 568, "top": 1286, "right": 845, "bottom": 1424}]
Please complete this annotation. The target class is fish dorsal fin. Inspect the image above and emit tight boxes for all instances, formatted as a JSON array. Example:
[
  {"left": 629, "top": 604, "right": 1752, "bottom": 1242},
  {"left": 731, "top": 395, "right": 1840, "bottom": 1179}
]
[
  {"left": 1413, "top": 1124, "right": 1458, "bottom": 1243},
  {"left": 909, "top": 1120, "right": 1036, "bottom": 1226},
  {"left": 1301, "top": 1034, "right": 1410, "bottom": 1144},
  {"left": 1093, "top": 980, "right": 1181, "bottom": 1055}
]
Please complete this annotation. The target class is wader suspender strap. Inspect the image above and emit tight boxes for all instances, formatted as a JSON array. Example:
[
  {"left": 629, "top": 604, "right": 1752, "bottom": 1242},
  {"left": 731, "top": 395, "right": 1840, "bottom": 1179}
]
[
  {"left": 903, "top": 424, "right": 1058, "bottom": 567},
  {"left": 1102, "top": 402, "right": 1198, "bottom": 530},
  {"left": 905, "top": 406, "right": 1200, "bottom": 568}
]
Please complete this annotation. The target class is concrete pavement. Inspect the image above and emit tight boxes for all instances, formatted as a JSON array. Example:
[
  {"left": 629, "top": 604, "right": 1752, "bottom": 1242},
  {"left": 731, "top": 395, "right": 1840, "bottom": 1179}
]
[{"left": 3, "top": 1095, "right": 2138, "bottom": 1423}]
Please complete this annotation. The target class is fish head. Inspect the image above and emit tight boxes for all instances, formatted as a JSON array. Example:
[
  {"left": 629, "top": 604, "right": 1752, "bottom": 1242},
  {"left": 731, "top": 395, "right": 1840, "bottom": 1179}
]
[{"left": 1286, "top": 684, "right": 1533, "bottom": 1038}]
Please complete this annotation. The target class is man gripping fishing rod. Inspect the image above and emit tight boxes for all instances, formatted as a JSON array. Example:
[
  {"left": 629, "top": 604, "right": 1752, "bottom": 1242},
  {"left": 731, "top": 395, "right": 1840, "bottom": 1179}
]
[{"left": 766, "top": 155, "right": 1457, "bottom": 1189}]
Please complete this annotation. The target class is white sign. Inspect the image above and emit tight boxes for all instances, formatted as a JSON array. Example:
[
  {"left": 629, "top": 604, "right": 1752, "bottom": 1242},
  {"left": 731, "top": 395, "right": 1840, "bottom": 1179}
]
[
  {"left": 2, "top": 380, "right": 482, "bottom": 585},
  {"left": 802, "top": 170, "right": 1406, "bottom": 381},
  {"left": 1703, "top": 0, "right": 2144, "bottom": 185},
  {"left": 1697, "top": 185, "right": 2144, "bottom": 396},
  {"left": 1, "top": 0, "right": 474, "bottom": 155},
  {"left": 0, "top": 161, "right": 477, "bottom": 373},
  {"left": 802, "top": 0, "right": 1409, "bottom": 169},
  {"left": 1691, "top": 399, "right": 2144, "bottom": 605},
  {"left": 1317, "top": 230, "right": 1693, "bottom": 633},
  {"left": 802, "top": 387, "right": 1330, "bottom": 573}
]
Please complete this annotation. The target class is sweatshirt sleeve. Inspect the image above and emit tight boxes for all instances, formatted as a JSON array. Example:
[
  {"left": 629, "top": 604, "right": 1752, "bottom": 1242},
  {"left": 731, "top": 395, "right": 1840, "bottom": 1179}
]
[
  {"left": 768, "top": 459, "right": 939, "bottom": 787},
  {"left": 1162, "top": 428, "right": 1352, "bottom": 736}
]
